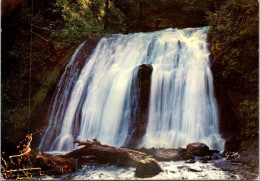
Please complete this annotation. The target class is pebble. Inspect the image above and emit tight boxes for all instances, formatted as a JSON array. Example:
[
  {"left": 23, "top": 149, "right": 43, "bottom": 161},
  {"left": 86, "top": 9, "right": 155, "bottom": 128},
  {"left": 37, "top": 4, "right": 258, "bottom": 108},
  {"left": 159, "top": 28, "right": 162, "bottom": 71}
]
[
  {"left": 185, "top": 159, "right": 196, "bottom": 164},
  {"left": 188, "top": 168, "right": 202, "bottom": 172}
]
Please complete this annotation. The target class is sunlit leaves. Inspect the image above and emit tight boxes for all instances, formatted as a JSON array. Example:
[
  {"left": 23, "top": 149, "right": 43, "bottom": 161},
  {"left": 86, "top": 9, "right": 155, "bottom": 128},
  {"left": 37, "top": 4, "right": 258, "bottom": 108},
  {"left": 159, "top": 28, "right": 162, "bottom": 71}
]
[
  {"left": 208, "top": 0, "right": 259, "bottom": 139},
  {"left": 208, "top": 0, "right": 259, "bottom": 88}
]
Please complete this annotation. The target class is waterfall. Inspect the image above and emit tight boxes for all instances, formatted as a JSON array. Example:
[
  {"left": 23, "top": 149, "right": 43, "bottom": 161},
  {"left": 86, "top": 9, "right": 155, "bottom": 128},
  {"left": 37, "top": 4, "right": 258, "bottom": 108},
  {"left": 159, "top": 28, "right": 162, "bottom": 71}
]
[{"left": 39, "top": 27, "right": 225, "bottom": 152}]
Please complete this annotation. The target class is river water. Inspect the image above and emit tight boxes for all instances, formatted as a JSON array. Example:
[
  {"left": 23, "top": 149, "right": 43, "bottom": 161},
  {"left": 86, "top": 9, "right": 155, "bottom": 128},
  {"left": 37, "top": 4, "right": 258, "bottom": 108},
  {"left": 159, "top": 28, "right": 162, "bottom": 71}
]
[{"left": 41, "top": 155, "right": 240, "bottom": 180}]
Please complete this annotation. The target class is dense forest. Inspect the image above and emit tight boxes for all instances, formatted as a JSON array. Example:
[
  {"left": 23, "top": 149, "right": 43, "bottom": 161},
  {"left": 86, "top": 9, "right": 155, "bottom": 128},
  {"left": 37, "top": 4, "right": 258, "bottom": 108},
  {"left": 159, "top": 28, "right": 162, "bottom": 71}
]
[{"left": 1, "top": 0, "right": 259, "bottom": 174}]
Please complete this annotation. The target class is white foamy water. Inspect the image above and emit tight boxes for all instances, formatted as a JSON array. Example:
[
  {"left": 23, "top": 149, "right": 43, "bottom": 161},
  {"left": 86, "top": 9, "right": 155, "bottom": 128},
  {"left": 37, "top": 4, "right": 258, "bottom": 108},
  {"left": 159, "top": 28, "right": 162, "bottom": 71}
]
[
  {"left": 39, "top": 27, "right": 224, "bottom": 152},
  {"left": 58, "top": 159, "right": 240, "bottom": 180},
  {"left": 141, "top": 28, "right": 224, "bottom": 150}
]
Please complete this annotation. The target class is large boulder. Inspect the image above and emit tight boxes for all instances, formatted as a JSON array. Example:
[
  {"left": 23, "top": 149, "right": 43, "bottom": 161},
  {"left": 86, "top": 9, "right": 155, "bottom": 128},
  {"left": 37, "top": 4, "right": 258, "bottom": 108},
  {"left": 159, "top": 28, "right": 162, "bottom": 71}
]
[
  {"left": 186, "top": 143, "right": 210, "bottom": 156},
  {"left": 135, "top": 158, "right": 163, "bottom": 178}
]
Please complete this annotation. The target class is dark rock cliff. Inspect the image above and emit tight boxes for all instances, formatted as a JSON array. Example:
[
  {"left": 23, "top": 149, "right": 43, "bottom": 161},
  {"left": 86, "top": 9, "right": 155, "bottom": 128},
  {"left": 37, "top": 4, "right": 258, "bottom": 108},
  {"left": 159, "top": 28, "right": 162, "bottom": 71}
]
[{"left": 124, "top": 64, "right": 153, "bottom": 148}]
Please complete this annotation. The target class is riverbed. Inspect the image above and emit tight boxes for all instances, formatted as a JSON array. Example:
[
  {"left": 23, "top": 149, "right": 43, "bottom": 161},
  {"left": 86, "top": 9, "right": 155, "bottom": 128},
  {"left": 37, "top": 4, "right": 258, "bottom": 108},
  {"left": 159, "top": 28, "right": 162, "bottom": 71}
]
[{"left": 42, "top": 156, "right": 241, "bottom": 180}]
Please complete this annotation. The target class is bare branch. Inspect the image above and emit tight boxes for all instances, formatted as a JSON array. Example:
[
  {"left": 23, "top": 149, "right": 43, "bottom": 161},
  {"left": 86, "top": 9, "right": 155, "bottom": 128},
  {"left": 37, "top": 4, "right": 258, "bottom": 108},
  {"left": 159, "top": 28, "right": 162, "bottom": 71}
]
[
  {"left": 31, "top": 31, "right": 50, "bottom": 42},
  {"left": 9, "top": 134, "right": 33, "bottom": 164}
]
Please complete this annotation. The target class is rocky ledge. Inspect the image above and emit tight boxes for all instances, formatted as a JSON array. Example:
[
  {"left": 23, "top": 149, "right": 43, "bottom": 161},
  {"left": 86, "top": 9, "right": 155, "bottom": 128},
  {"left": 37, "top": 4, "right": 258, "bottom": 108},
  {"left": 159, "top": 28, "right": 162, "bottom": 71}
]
[
  {"left": 136, "top": 142, "right": 219, "bottom": 162},
  {"left": 214, "top": 138, "right": 259, "bottom": 180}
]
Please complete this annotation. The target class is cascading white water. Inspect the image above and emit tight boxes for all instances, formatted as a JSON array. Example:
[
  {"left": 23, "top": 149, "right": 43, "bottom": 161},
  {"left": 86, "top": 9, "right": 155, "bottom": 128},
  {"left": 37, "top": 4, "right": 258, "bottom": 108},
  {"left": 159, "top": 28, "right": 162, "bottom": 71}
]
[
  {"left": 140, "top": 28, "right": 224, "bottom": 150},
  {"left": 38, "top": 41, "right": 87, "bottom": 151},
  {"left": 39, "top": 27, "right": 224, "bottom": 152}
]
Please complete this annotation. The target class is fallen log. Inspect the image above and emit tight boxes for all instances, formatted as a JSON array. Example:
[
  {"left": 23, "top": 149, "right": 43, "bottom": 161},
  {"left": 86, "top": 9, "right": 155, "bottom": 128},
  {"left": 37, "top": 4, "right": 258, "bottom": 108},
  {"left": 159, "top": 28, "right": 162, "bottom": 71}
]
[
  {"left": 62, "top": 140, "right": 147, "bottom": 167},
  {"left": 2, "top": 168, "right": 41, "bottom": 179}
]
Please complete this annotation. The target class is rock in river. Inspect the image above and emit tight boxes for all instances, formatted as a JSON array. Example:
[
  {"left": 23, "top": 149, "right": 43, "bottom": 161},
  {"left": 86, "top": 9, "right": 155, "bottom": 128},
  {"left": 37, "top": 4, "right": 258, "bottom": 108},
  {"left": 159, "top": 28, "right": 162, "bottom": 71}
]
[
  {"left": 187, "top": 142, "right": 210, "bottom": 156},
  {"left": 135, "top": 158, "right": 163, "bottom": 178},
  {"left": 185, "top": 159, "right": 196, "bottom": 164},
  {"left": 182, "top": 153, "right": 195, "bottom": 160}
]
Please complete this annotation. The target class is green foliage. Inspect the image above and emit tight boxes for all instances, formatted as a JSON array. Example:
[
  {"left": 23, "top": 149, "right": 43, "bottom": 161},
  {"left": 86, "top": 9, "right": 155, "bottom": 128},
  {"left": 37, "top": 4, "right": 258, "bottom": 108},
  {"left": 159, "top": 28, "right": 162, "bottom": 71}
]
[
  {"left": 208, "top": 0, "right": 259, "bottom": 139},
  {"left": 105, "top": 3, "right": 126, "bottom": 33},
  {"left": 44, "top": 0, "right": 127, "bottom": 43},
  {"left": 238, "top": 100, "right": 259, "bottom": 138},
  {"left": 2, "top": 0, "right": 106, "bottom": 147},
  {"left": 208, "top": 0, "right": 259, "bottom": 90},
  {"left": 112, "top": 0, "right": 217, "bottom": 32},
  {"left": 49, "top": 0, "right": 105, "bottom": 45}
]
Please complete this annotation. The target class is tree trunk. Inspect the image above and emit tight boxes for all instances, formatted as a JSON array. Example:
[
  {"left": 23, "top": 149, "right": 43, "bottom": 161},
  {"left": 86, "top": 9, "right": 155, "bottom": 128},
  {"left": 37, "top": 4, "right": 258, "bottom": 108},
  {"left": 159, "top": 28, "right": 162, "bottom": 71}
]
[{"left": 104, "top": 0, "right": 109, "bottom": 30}]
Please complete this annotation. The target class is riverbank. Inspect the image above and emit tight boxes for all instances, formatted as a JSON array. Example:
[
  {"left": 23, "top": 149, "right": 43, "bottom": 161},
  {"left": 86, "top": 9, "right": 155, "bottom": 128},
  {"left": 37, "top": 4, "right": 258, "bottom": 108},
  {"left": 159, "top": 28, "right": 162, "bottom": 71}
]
[
  {"left": 2, "top": 138, "right": 258, "bottom": 180},
  {"left": 214, "top": 138, "right": 259, "bottom": 180},
  {"left": 40, "top": 139, "right": 259, "bottom": 180}
]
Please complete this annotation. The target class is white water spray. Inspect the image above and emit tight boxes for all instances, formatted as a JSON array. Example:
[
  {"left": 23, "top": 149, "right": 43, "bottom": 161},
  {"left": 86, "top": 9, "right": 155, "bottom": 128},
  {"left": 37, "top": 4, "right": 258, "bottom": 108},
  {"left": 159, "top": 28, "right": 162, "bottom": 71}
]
[{"left": 39, "top": 27, "right": 224, "bottom": 151}]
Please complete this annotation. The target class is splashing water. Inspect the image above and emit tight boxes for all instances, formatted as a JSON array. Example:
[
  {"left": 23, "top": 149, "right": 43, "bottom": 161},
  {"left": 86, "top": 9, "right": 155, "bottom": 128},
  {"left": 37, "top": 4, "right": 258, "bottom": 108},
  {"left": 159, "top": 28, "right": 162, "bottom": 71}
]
[{"left": 39, "top": 27, "right": 224, "bottom": 152}]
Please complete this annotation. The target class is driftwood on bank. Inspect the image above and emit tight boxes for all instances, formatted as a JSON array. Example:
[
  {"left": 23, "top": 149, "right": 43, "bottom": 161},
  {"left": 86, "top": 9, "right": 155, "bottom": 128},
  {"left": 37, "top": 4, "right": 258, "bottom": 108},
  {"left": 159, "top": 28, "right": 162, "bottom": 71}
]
[
  {"left": 62, "top": 140, "right": 147, "bottom": 167},
  {"left": 2, "top": 168, "right": 42, "bottom": 179},
  {"left": 31, "top": 151, "right": 76, "bottom": 175}
]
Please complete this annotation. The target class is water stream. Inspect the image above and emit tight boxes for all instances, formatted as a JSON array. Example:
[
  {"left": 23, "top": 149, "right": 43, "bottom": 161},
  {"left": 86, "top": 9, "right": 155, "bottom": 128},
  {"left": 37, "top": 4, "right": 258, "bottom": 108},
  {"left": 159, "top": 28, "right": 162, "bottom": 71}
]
[{"left": 41, "top": 157, "right": 240, "bottom": 180}]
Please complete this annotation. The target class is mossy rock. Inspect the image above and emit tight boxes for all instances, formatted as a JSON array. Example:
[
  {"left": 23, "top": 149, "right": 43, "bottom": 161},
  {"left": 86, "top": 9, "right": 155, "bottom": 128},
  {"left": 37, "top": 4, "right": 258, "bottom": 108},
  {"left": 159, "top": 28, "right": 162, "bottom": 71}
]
[{"left": 135, "top": 158, "right": 163, "bottom": 178}]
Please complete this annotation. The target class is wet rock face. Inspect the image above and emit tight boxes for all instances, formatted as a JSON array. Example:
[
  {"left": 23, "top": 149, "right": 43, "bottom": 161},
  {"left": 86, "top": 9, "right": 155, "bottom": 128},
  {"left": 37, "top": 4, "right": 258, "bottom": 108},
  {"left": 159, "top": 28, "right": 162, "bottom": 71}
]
[
  {"left": 136, "top": 144, "right": 219, "bottom": 162},
  {"left": 187, "top": 143, "right": 210, "bottom": 156},
  {"left": 135, "top": 158, "right": 163, "bottom": 178},
  {"left": 202, "top": 155, "right": 212, "bottom": 161},
  {"left": 137, "top": 147, "right": 184, "bottom": 161},
  {"left": 224, "top": 136, "right": 241, "bottom": 153},
  {"left": 137, "top": 64, "right": 153, "bottom": 110},
  {"left": 182, "top": 153, "right": 195, "bottom": 160},
  {"left": 210, "top": 60, "right": 241, "bottom": 148},
  {"left": 124, "top": 64, "right": 153, "bottom": 148}
]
